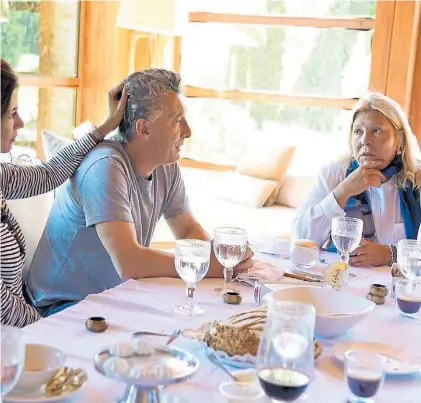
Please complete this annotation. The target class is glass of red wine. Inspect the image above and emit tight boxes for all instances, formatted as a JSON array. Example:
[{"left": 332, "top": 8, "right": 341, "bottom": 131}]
[
  {"left": 345, "top": 351, "right": 385, "bottom": 403},
  {"left": 256, "top": 300, "right": 316, "bottom": 402}
]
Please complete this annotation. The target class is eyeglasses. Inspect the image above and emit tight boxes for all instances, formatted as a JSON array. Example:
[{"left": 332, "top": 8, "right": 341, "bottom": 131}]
[{"left": 1, "top": 212, "right": 25, "bottom": 256}]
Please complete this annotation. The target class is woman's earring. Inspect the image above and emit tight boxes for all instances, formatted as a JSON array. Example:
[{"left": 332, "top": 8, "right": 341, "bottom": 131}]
[{"left": 397, "top": 150, "right": 402, "bottom": 155}]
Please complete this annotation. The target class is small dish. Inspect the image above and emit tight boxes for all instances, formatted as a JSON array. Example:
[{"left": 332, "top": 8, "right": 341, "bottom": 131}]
[
  {"left": 16, "top": 344, "right": 67, "bottom": 393},
  {"left": 332, "top": 341, "right": 421, "bottom": 376},
  {"left": 219, "top": 381, "right": 265, "bottom": 402}
]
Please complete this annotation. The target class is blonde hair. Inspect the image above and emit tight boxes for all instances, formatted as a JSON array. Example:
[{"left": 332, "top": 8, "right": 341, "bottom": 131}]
[{"left": 345, "top": 92, "right": 421, "bottom": 189}]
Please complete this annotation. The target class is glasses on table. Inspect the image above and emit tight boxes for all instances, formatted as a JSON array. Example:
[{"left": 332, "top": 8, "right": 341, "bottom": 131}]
[
  {"left": 174, "top": 239, "right": 211, "bottom": 316},
  {"left": 325, "top": 217, "right": 363, "bottom": 291},
  {"left": 395, "top": 278, "right": 421, "bottom": 319},
  {"left": 256, "top": 301, "right": 316, "bottom": 402},
  {"left": 345, "top": 351, "right": 385, "bottom": 403},
  {"left": 397, "top": 239, "right": 421, "bottom": 280},
  {"left": 212, "top": 227, "right": 247, "bottom": 295},
  {"left": 1, "top": 325, "right": 25, "bottom": 397}
]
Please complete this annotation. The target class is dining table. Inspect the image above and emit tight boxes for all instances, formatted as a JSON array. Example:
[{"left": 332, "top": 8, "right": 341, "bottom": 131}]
[{"left": 12, "top": 251, "right": 421, "bottom": 403}]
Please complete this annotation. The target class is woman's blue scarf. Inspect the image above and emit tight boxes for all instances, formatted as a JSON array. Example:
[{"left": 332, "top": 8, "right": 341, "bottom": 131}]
[{"left": 325, "top": 155, "right": 420, "bottom": 252}]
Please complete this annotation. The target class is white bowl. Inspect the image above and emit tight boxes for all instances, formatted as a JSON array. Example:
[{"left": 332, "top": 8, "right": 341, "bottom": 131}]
[
  {"left": 268, "top": 286, "right": 375, "bottom": 338},
  {"left": 16, "top": 344, "right": 67, "bottom": 392}
]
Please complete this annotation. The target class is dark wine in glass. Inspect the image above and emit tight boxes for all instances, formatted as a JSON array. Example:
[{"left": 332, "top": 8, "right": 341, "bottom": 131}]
[
  {"left": 258, "top": 367, "right": 309, "bottom": 402},
  {"left": 256, "top": 301, "right": 316, "bottom": 402}
]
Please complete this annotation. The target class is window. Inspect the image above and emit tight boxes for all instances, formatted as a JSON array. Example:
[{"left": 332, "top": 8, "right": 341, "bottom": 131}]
[
  {"left": 180, "top": 0, "right": 376, "bottom": 165},
  {"left": 1, "top": 0, "right": 80, "bottom": 157}
]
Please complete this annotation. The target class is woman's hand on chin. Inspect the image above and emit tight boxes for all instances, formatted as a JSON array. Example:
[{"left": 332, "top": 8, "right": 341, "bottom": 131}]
[{"left": 349, "top": 238, "right": 391, "bottom": 267}]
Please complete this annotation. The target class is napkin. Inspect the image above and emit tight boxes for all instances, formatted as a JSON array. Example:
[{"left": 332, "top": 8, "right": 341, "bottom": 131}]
[{"left": 235, "top": 261, "right": 285, "bottom": 286}]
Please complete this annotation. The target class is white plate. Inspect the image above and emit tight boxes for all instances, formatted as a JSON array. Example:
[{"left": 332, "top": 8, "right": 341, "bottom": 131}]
[
  {"left": 4, "top": 386, "right": 80, "bottom": 402},
  {"left": 332, "top": 341, "right": 421, "bottom": 376},
  {"left": 206, "top": 347, "right": 256, "bottom": 369}
]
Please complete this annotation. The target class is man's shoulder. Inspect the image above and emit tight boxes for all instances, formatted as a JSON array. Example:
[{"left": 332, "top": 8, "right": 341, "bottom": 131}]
[
  {"left": 155, "top": 162, "right": 181, "bottom": 182},
  {"left": 76, "top": 140, "right": 128, "bottom": 175}
]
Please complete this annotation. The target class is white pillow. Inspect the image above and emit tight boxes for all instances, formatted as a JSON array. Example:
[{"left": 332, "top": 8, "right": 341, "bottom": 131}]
[
  {"left": 42, "top": 129, "right": 73, "bottom": 160},
  {"left": 7, "top": 192, "right": 54, "bottom": 278},
  {"left": 215, "top": 172, "right": 278, "bottom": 209}
]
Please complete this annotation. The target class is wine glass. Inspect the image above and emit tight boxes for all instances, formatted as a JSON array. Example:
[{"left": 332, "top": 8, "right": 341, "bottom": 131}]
[
  {"left": 326, "top": 217, "right": 363, "bottom": 291},
  {"left": 256, "top": 300, "right": 316, "bottom": 402},
  {"left": 397, "top": 239, "right": 421, "bottom": 280},
  {"left": 212, "top": 227, "right": 247, "bottom": 295},
  {"left": 1, "top": 325, "right": 25, "bottom": 397},
  {"left": 345, "top": 351, "right": 385, "bottom": 403},
  {"left": 174, "top": 239, "right": 211, "bottom": 316}
]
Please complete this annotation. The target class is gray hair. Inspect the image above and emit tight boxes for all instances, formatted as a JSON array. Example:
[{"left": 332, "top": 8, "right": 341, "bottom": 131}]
[{"left": 116, "top": 68, "right": 182, "bottom": 143}]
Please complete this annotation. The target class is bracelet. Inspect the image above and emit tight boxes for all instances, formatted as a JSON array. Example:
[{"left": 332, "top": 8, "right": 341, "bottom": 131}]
[
  {"left": 388, "top": 244, "right": 397, "bottom": 266},
  {"left": 89, "top": 125, "right": 103, "bottom": 143}
]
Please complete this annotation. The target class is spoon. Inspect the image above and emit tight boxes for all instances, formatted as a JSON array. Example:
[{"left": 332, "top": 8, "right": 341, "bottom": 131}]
[
  {"left": 166, "top": 328, "right": 182, "bottom": 345},
  {"left": 207, "top": 351, "right": 239, "bottom": 382},
  {"left": 132, "top": 331, "right": 171, "bottom": 338}
]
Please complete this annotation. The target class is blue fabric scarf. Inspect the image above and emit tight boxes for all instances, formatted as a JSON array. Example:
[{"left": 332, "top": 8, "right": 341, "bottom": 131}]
[{"left": 325, "top": 155, "right": 421, "bottom": 252}]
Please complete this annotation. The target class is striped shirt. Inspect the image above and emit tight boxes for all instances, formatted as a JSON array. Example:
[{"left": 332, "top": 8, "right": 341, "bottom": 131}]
[{"left": 1, "top": 130, "right": 102, "bottom": 327}]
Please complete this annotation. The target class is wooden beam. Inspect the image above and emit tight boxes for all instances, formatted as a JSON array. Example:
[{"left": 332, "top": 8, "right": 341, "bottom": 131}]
[
  {"left": 18, "top": 75, "right": 79, "bottom": 88},
  {"left": 183, "top": 85, "right": 357, "bottom": 110},
  {"left": 408, "top": 1, "right": 421, "bottom": 144},
  {"left": 188, "top": 12, "right": 375, "bottom": 30},
  {"left": 369, "top": 1, "right": 395, "bottom": 93},
  {"left": 180, "top": 157, "right": 235, "bottom": 172},
  {"left": 80, "top": 0, "right": 122, "bottom": 125},
  {"left": 172, "top": 36, "right": 182, "bottom": 73},
  {"left": 76, "top": 0, "right": 86, "bottom": 126},
  {"left": 386, "top": 0, "right": 416, "bottom": 108}
]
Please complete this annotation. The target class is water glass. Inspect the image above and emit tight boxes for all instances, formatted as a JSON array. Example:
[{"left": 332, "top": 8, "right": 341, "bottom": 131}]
[
  {"left": 256, "top": 301, "right": 316, "bottom": 402},
  {"left": 290, "top": 239, "right": 319, "bottom": 271},
  {"left": 174, "top": 239, "right": 210, "bottom": 316},
  {"left": 395, "top": 278, "right": 421, "bottom": 319},
  {"left": 1, "top": 325, "right": 25, "bottom": 397},
  {"left": 326, "top": 217, "right": 363, "bottom": 291},
  {"left": 345, "top": 351, "right": 385, "bottom": 403},
  {"left": 213, "top": 227, "right": 247, "bottom": 295},
  {"left": 397, "top": 239, "right": 421, "bottom": 280}
]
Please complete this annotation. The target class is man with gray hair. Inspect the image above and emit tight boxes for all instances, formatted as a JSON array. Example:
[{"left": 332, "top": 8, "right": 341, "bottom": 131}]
[{"left": 26, "top": 69, "right": 253, "bottom": 316}]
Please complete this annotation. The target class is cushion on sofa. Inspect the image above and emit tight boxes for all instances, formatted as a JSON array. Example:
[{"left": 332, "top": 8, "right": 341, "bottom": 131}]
[
  {"left": 7, "top": 192, "right": 54, "bottom": 278},
  {"left": 215, "top": 172, "right": 278, "bottom": 209},
  {"left": 237, "top": 143, "right": 296, "bottom": 207},
  {"left": 276, "top": 175, "right": 317, "bottom": 209},
  {"left": 42, "top": 129, "right": 73, "bottom": 160}
]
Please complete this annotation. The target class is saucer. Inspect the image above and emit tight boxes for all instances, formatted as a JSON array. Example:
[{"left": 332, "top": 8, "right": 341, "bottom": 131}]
[
  {"left": 4, "top": 385, "right": 80, "bottom": 402},
  {"left": 332, "top": 341, "right": 421, "bottom": 376}
]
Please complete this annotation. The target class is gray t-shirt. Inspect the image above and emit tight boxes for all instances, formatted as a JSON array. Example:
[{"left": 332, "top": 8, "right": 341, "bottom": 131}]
[{"left": 25, "top": 140, "right": 188, "bottom": 312}]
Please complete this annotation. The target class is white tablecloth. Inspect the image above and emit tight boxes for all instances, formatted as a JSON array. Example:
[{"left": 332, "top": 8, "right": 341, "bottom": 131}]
[{"left": 16, "top": 253, "right": 421, "bottom": 403}]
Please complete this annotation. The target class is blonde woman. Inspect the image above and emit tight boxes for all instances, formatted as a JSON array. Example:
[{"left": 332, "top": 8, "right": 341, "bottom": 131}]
[{"left": 294, "top": 92, "right": 421, "bottom": 267}]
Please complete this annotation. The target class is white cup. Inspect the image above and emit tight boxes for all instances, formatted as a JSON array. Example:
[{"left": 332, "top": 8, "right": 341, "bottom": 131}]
[
  {"left": 290, "top": 239, "right": 319, "bottom": 269},
  {"left": 15, "top": 344, "right": 67, "bottom": 392}
]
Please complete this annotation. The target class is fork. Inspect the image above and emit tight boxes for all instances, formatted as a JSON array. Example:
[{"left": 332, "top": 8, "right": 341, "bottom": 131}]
[{"left": 207, "top": 351, "right": 239, "bottom": 382}]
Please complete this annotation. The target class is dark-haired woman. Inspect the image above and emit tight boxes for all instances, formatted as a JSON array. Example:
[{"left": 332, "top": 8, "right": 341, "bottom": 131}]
[{"left": 0, "top": 59, "right": 128, "bottom": 326}]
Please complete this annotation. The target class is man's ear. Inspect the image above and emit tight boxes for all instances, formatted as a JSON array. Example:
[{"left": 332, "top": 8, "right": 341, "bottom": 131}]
[{"left": 135, "top": 119, "right": 149, "bottom": 138}]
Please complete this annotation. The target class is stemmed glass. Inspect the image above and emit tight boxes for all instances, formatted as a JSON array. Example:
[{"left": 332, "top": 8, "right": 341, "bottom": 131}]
[
  {"left": 1, "top": 325, "right": 25, "bottom": 397},
  {"left": 174, "top": 239, "right": 211, "bottom": 316},
  {"left": 256, "top": 301, "right": 316, "bottom": 402},
  {"left": 325, "top": 217, "right": 363, "bottom": 291},
  {"left": 212, "top": 227, "right": 247, "bottom": 295}
]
